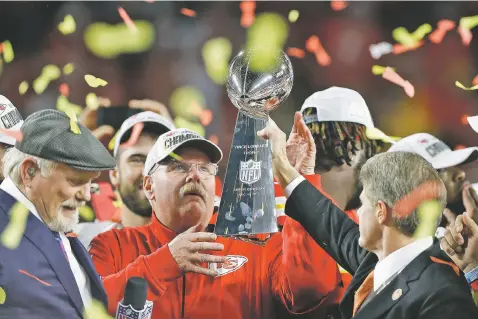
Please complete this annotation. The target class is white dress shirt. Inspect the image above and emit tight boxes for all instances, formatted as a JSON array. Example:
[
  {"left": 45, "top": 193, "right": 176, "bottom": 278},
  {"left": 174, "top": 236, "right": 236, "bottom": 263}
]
[{"left": 0, "top": 178, "right": 92, "bottom": 307}]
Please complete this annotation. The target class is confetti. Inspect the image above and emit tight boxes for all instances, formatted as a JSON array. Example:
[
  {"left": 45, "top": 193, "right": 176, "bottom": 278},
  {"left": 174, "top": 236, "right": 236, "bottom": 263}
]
[
  {"left": 458, "top": 26, "right": 473, "bottom": 46},
  {"left": 473, "top": 75, "right": 478, "bottom": 86},
  {"left": 469, "top": 115, "right": 478, "bottom": 133},
  {"left": 202, "top": 37, "right": 232, "bottom": 85},
  {"left": 33, "top": 65, "right": 61, "bottom": 94},
  {"left": 455, "top": 80, "right": 478, "bottom": 91},
  {"left": 286, "top": 47, "right": 305, "bottom": 59},
  {"left": 0, "top": 203, "right": 29, "bottom": 250},
  {"left": 414, "top": 200, "right": 442, "bottom": 238},
  {"left": 393, "top": 24, "right": 431, "bottom": 47},
  {"left": 371, "top": 65, "right": 395, "bottom": 75},
  {"left": 393, "top": 41, "right": 424, "bottom": 55},
  {"left": 2, "top": 41, "right": 14, "bottom": 63},
  {"left": 86, "top": 92, "right": 99, "bottom": 110},
  {"left": 174, "top": 116, "right": 205, "bottom": 136},
  {"left": 369, "top": 41, "right": 393, "bottom": 59},
  {"left": 84, "top": 299, "right": 113, "bottom": 319},
  {"left": 79, "top": 206, "right": 95, "bottom": 222},
  {"left": 56, "top": 96, "right": 83, "bottom": 116},
  {"left": 0, "top": 287, "right": 5, "bottom": 304},
  {"left": 58, "top": 15, "right": 76, "bottom": 35},
  {"left": 65, "top": 109, "right": 81, "bottom": 135},
  {"left": 180, "top": 8, "right": 196, "bottom": 17},
  {"left": 461, "top": 114, "right": 471, "bottom": 125},
  {"left": 108, "top": 131, "right": 119, "bottom": 151},
  {"left": 120, "top": 122, "right": 144, "bottom": 148},
  {"left": 118, "top": 7, "right": 137, "bottom": 32},
  {"left": 240, "top": 1, "right": 256, "bottom": 28},
  {"left": 0, "top": 129, "right": 23, "bottom": 142},
  {"left": 365, "top": 127, "right": 396, "bottom": 144},
  {"left": 199, "top": 109, "right": 213, "bottom": 126},
  {"left": 209, "top": 135, "right": 219, "bottom": 145},
  {"left": 458, "top": 16, "right": 478, "bottom": 46},
  {"left": 382, "top": 67, "right": 415, "bottom": 97},
  {"left": 393, "top": 181, "right": 443, "bottom": 218},
  {"left": 246, "top": 13, "right": 289, "bottom": 72},
  {"left": 84, "top": 74, "right": 108, "bottom": 88},
  {"left": 330, "top": 0, "right": 348, "bottom": 11},
  {"left": 18, "top": 81, "right": 29, "bottom": 95},
  {"left": 428, "top": 19, "right": 455, "bottom": 44},
  {"left": 288, "top": 10, "right": 299, "bottom": 23},
  {"left": 59, "top": 83, "right": 70, "bottom": 97},
  {"left": 306, "top": 35, "right": 331, "bottom": 66},
  {"left": 63, "top": 63, "right": 75, "bottom": 75},
  {"left": 455, "top": 144, "right": 466, "bottom": 150}
]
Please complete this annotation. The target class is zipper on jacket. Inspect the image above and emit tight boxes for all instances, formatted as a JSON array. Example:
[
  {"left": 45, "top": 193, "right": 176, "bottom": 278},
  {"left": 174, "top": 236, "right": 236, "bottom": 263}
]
[{"left": 181, "top": 274, "right": 186, "bottom": 318}]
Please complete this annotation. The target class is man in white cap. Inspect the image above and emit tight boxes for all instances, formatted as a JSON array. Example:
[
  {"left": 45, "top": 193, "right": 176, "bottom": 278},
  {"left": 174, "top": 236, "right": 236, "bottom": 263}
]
[
  {"left": 388, "top": 132, "right": 478, "bottom": 230},
  {"left": 0, "top": 95, "right": 23, "bottom": 181},
  {"left": 73, "top": 111, "right": 175, "bottom": 248}
]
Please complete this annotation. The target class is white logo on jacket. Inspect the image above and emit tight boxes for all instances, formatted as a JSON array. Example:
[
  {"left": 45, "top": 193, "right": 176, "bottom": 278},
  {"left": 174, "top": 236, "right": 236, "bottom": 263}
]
[{"left": 209, "top": 255, "right": 248, "bottom": 277}]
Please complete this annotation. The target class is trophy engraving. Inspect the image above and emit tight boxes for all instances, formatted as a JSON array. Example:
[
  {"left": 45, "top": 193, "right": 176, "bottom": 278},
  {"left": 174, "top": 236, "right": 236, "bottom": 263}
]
[{"left": 215, "top": 49, "right": 293, "bottom": 240}]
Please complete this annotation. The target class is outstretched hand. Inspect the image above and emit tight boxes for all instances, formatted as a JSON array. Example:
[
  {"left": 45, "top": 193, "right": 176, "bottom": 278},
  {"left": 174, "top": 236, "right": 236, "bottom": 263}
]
[{"left": 286, "top": 112, "right": 316, "bottom": 175}]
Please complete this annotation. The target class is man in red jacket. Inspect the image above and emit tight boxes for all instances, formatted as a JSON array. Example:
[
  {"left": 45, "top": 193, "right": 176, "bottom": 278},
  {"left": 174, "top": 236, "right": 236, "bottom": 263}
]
[{"left": 90, "top": 128, "right": 341, "bottom": 318}]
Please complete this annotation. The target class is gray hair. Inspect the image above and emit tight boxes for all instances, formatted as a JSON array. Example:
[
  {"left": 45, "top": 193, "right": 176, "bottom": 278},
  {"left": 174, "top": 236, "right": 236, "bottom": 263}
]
[
  {"left": 2, "top": 147, "right": 57, "bottom": 185},
  {"left": 360, "top": 151, "right": 447, "bottom": 236}
]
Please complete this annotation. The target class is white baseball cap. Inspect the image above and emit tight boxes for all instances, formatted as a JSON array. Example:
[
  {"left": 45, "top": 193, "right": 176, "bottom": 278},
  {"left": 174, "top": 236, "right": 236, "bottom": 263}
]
[
  {"left": 388, "top": 133, "right": 478, "bottom": 170},
  {"left": 144, "top": 128, "right": 223, "bottom": 175},
  {"left": 300, "top": 86, "right": 374, "bottom": 128},
  {"left": 0, "top": 95, "right": 24, "bottom": 146},
  {"left": 114, "top": 111, "right": 175, "bottom": 157},
  {"left": 467, "top": 115, "right": 478, "bottom": 133}
]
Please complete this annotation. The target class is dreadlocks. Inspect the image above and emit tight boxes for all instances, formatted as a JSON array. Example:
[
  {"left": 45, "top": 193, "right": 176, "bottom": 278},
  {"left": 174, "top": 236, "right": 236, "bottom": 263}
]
[{"left": 303, "top": 107, "right": 382, "bottom": 172}]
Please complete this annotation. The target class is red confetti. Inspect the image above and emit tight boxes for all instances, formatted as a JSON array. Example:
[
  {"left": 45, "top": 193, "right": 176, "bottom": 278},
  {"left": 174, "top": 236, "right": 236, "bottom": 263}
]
[
  {"left": 455, "top": 144, "right": 466, "bottom": 150},
  {"left": 393, "top": 41, "right": 424, "bottom": 55},
  {"left": 0, "top": 43, "right": 3, "bottom": 53},
  {"left": 118, "top": 7, "right": 137, "bottom": 32},
  {"left": 120, "top": 122, "right": 144, "bottom": 148},
  {"left": 287, "top": 47, "right": 306, "bottom": 59},
  {"left": 430, "top": 257, "right": 460, "bottom": 276},
  {"left": 330, "top": 0, "right": 348, "bottom": 11},
  {"left": 461, "top": 114, "right": 471, "bottom": 125},
  {"left": 472, "top": 75, "right": 478, "bottom": 86},
  {"left": 240, "top": 1, "right": 256, "bottom": 28},
  {"left": 458, "top": 26, "right": 472, "bottom": 46},
  {"left": 393, "top": 181, "right": 443, "bottom": 218},
  {"left": 200, "top": 109, "right": 213, "bottom": 126},
  {"left": 209, "top": 135, "right": 219, "bottom": 145},
  {"left": 306, "top": 36, "right": 331, "bottom": 66},
  {"left": 429, "top": 19, "right": 455, "bottom": 44},
  {"left": 59, "top": 83, "right": 70, "bottom": 97},
  {"left": 180, "top": 8, "right": 196, "bottom": 17},
  {"left": 382, "top": 67, "right": 415, "bottom": 98},
  {"left": 0, "top": 129, "right": 23, "bottom": 142}
]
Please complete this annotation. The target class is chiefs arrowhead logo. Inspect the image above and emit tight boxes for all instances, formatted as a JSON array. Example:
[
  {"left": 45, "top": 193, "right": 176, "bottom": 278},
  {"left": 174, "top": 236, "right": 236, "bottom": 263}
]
[{"left": 209, "top": 255, "right": 248, "bottom": 277}]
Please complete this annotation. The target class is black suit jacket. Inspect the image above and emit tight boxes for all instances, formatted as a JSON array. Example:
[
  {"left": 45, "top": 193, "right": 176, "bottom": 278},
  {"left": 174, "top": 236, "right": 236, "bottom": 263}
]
[
  {"left": 0, "top": 189, "right": 107, "bottom": 318},
  {"left": 285, "top": 180, "right": 478, "bottom": 319}
]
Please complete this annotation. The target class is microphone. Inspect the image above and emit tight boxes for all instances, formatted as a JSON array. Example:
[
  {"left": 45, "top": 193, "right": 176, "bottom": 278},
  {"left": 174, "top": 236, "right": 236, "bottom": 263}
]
[{"left": 116, "top": 277, "right": 153, "bottom": 319}]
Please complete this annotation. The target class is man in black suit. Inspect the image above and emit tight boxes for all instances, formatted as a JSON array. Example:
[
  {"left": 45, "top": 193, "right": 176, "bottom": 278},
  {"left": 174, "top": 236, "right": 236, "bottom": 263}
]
[{"left": 257, "top": 116, "right": 478, "bottom": 319}]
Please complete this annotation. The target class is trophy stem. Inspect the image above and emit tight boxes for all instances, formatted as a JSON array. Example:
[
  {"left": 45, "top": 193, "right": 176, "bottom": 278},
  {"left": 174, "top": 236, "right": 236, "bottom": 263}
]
[{"left": 214, "top": 111, "right": 278, "bottom": 237}]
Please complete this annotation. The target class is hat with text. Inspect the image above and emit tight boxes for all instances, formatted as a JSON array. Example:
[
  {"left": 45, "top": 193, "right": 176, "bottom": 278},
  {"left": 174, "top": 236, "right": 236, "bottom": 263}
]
[
  {"left": 114, "top": 111, "right": 175, "bottom": 156},
  {"left": 300, "top": 87, "right": 374, "bottom": 128},
  {"left": 16, "top": 109, "right": 116, "bottom": 171},
  {"left": 388, "top": 133, "right": 478, "bottom": 170},
  {"left": 144, "top": 128, "right": 222, "bottom": 175},
  {"left": 0, "top": 95, "right": 24, "bottom": 146}
]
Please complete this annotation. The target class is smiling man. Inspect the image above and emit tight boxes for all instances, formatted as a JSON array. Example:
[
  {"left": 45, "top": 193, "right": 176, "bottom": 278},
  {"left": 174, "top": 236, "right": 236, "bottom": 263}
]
[
  {"left": 90, "top": 128, "right": 342, "bottom": 319},
  {"left": 0, "top": 109, "right": 116, "bottom": 318}
]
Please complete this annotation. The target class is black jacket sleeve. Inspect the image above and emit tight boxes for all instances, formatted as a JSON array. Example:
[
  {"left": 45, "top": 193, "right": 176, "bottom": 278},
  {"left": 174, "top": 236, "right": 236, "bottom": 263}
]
[
  {"left": 420, "top": 284, "right": 478, "bottom": 318},
  {"left": 285, "top": 179, "right": 368, "bottom": 275}
]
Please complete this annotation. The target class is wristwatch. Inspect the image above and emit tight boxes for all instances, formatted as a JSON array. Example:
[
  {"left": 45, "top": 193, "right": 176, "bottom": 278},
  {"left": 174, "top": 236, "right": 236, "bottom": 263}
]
[{"left": 465, "top": 266, "right": 478, "bottom": 292}]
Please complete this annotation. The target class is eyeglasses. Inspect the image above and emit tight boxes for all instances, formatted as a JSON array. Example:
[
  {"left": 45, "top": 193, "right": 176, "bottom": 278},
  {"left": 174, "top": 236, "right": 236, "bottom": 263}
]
[{"left": 150, "top": 160, "right": 218, "bottom": 177}]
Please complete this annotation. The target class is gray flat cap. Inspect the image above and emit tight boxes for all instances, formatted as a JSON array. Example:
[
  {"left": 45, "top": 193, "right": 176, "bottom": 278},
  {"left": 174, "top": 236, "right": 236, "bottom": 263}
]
[{"left": 16, "top": 109, "right": 116, "bottom": 171}]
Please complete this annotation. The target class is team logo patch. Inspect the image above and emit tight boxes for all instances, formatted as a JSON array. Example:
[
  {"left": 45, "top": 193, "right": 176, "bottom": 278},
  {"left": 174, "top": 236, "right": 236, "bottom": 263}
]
[
  {"left": 209, "top": 255, "right": 248, "bottom": 277},
  {"left": 239, "top": 159, "right": 261, "bottom": 185}
]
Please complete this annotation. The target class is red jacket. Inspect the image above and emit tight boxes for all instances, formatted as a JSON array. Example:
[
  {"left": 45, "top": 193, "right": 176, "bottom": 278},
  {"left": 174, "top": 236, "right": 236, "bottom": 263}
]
[{"left": 90, "top": 214, "right": 341, "bottom": 318}]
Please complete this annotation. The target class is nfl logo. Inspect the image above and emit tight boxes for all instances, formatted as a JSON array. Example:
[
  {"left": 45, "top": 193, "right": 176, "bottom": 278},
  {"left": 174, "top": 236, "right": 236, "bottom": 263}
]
[{"left": 239, "top": 159, "right": 261, "bottom": 185}]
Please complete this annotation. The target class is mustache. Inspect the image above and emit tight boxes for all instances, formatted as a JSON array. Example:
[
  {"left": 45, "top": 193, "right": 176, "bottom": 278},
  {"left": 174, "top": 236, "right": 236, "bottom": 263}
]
[
  {"left": 61, "top": 199, "right": 86, "bottom": 209},
  {"left": 179, "top": 183, "right": 208, "bottom": 200}
]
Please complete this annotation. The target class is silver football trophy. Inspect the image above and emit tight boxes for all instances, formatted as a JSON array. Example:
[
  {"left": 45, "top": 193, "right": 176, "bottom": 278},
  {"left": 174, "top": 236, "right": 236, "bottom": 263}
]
[{"left": 214, "top": 49, "right": 294, "bottom": 242}]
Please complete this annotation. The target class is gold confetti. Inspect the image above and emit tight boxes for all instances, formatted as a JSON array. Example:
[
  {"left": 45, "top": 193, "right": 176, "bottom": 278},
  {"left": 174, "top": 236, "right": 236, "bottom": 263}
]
[
  {"left": 84, "top": 299, "right": 113, "bottom": 319},
  {"left": 58, "top": 15, "right": 76, "bottom": 35},
  {"left": 56, "top": 96, "right": 83, "bottom": 116},
  {"left": 108, "top": 131, "right": 119, "bottom": 151},
  {"left": 392, "top": 24, "right": 431, "bottom": 47},
  {"left": 63, "top": 63, "right": 75, "bottom": 75},
  {"left": 33, "top": 65, "right": 61, "bottom": 94},
  {"left": 459, "top": 15, "right": 478, "bottom": 30},
  {"left": 366, "top": 127, "right": 397, "bottom": 144},
  {"left": 455, "top": 80, "right": 478, "bottom": 91},
  {"left": 173, "top": 116, "right": 205, "bottom": 136},
  {"left": 414, "top": 200, "right": 442, "bottom": 238},
  {"left": 169, "top": 152, "right": 183, "bottom": 161},
  {"left": 202, "top": 37, "right": 232, "bottom": 85},
  {"left": 18, "top": 81, "right": 29, "bottom": 95},
  {"left": 288, "top": 10, "right": 299, "bottom": 23},
  {"left": 79, "top": 206, "right": 95, "bottom": 222},
  {"left": 65, "top": 109, "right": 81, "bottom": 134},
  {"left": 0, "top": 287, "right": 5, "bottom": 304},
  {"left": 86, "top": 92, "right": 99, "bottom": 110},
  {"left": 2, "top": 41, "right": 14, "bottom": 63},
  {"left": 371, "top": 65, "right": 395, "bottom": 75},
  {"left": 84, "top": 74, "right": 108, "bottom": 88},
  {"left": 0, "top": 203, "right": 29, "bottom": 250}
]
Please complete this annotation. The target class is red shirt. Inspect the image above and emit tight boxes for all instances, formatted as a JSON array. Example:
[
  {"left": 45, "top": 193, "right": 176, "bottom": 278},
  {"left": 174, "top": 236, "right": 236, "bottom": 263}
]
[{"left": 90, "top": 214, "right": 341, "bottom": 318}]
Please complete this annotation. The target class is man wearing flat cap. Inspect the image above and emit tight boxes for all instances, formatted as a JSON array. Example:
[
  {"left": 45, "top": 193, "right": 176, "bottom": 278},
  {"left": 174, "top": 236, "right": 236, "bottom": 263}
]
[{"left": 0, "top": 109, "right": 115, "bottom": 318}]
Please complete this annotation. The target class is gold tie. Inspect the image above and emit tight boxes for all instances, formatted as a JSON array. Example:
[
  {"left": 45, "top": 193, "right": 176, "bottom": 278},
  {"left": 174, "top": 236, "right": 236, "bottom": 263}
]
[{"left": 353, "top": 270, "right": 374, "bottom": 316}]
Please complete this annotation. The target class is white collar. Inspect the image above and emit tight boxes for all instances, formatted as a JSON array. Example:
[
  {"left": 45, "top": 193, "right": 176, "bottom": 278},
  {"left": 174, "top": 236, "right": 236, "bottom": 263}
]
[
  {"left": 0, "top": 177, "right": 44, "bottom": 224},
  {"left": 374, "top": 236, "right": 433, "bottom": 291}
]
